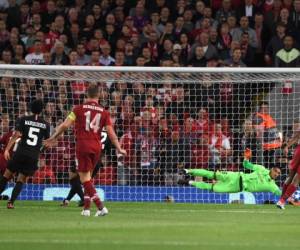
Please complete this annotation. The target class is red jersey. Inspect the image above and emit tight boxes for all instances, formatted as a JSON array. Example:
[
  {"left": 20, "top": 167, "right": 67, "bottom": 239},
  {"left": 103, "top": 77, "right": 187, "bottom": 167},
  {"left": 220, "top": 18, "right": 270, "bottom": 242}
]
[
  {"left": 69, "top": 101, "right": 112, "bottom": 152},
  {"left": 0, "top": 130, "right": 13, "bottom": 173}
]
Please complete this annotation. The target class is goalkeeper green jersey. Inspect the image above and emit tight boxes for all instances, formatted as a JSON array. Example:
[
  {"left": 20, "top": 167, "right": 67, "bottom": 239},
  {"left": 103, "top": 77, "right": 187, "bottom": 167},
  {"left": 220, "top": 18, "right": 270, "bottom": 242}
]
[{"left": 241, "top": 160, "right": 281, "bottom": 196}]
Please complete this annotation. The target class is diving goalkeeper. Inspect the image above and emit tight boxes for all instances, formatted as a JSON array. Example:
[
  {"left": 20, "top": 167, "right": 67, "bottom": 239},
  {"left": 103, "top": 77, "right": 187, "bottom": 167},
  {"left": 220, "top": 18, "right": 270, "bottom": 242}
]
[{"left": 179, "top": 149, "right": 282, "bottom": 195}]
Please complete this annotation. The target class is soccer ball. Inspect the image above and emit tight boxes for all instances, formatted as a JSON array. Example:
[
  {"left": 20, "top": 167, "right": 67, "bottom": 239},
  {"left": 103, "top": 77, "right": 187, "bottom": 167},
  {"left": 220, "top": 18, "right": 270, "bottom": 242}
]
[{"left": 292, "top": 189, "right": 300, "bottom": 201}]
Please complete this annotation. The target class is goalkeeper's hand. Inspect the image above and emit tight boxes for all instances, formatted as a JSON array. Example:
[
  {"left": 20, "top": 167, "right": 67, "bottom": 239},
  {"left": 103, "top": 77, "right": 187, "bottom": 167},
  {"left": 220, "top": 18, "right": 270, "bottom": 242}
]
[{"left": 244, "top": 148, "right": 252, "bottom": 160}]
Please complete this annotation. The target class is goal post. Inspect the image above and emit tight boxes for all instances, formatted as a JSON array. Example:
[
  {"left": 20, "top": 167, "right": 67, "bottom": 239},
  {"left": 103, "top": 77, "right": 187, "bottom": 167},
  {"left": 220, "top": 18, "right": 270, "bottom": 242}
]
[{"left": 0, "top": 65, "right": 299, "bottom": 204}]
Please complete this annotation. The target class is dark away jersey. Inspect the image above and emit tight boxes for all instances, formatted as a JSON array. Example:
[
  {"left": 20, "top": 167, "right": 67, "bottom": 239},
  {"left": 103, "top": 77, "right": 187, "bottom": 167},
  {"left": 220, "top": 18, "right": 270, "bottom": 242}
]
[{"left": 15, "top": 115, "right": 50, "bottom": 159}]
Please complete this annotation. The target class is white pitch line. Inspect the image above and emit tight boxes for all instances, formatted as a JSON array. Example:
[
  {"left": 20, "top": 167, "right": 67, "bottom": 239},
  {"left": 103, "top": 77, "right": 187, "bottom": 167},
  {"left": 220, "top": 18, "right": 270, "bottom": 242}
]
[{"left": 0, "top": 239, "right": 299, "bottom": 248}]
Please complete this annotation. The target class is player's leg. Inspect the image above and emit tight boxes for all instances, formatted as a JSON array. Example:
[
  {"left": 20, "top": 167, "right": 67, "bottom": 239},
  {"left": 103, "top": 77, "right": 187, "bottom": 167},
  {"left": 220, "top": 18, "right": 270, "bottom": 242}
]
[
  {"left": 277, "top": 147, "right": 300, "bottom": 209},
  {"left": 77, "top": 151, "right": 107, "bottom": 217},
  {"left": 62, "top": 171, "right": 84, "bottom": 207},
  {"left": 280, "top": 169, "right": 296, "bottom": 199},
  {"left": 7, "top": 173, "right": 27, "bottom": 209},
  {"left": 277, "top": 172, "right": 300, "bottom": 209},
  {"left": 0, "top": 169, "right": 14, "bottom": 195}
]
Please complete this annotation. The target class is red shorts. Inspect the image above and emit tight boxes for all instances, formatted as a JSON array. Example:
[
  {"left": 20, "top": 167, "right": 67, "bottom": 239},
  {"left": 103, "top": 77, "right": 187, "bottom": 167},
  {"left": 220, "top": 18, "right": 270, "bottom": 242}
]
[
  {"left": 75, "top": 143, "right": 101, "bottom": 172},
  {"left": 289, "top": 145, "right": 300, "bottom": 174},
  {"left": 0, "top": 154, "right": 7, "bottom": 175}
]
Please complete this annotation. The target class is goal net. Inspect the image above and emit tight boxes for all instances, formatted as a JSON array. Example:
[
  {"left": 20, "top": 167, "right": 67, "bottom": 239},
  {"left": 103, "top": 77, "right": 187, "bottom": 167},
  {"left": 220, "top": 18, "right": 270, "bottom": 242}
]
[{"left": 1, "top": 65, "right": 299, "bottom": 204}]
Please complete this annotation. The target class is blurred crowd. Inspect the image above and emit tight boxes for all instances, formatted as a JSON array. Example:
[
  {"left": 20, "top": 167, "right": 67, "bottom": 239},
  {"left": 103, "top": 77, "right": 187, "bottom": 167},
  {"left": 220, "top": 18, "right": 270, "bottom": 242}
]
[
  {"left": 0, "top": 0, "right": 300, "bottom": 67},
  {"left": 0, "top": 76, "right": 293, "bottom": 186}
]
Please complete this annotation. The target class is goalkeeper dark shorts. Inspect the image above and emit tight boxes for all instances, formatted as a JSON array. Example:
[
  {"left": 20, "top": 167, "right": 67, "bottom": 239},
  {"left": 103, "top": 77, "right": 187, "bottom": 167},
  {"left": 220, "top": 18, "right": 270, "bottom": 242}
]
[{"left": 7, "top": 151, "right": 38, "bottom": 176}]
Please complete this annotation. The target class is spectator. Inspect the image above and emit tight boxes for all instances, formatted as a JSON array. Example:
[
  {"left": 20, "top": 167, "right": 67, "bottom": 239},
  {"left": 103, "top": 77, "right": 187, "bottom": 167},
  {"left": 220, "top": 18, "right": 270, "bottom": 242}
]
[
  {"left": 0, "top": 49, "right": 18, "bottom": 64},
  {"left": 50, "top": 41, "right": 69, "bottom": 65},
  {"left": 190, "top": 32, "right": 219, "bottom": 62},
  {"left": 32, "top": 156, "right": 56, "bottom": 184},
  {"left": 264, "top": 0, "right": 283, "bottom": 36},
  {"left": 159, "top": 22, "right": 175, "bottom": 44},
  {"left": 31, "top": 13, "right": 43, "bottom": 33},
  {"left": 190, "top": 136, "right": 210, "bottom": 169},
  {"left": 0, "top": 19, "right": 9, "bottom": 46},
  {"left": 114, "top": 50, "right": 126, "bottom": 66},
  {"left": 253, "top": 13, "right": 269, "bottom": 66},
  {"left": 76, "top": 43, "right": 90, "bottom": 65},
  {"left": 182, "top": 9, "right": 194, "bottom": 32},
  {"left": 135, "top": 110, "right": 159, "bottom": 185},
  {"left": 21, "top": 25, "right": 35, "bottom": 50},
  {"left": 289, "top": 0, "right": 300, "bottom": 43},
  {"left": 210, "top": 123, "right": 232, "bottom": 168},
  {"left": 215, "top": 0, "right": 236, "bottom": 25},
  {"left": 160, "top": 38, "right": 173, "bottom": 61},
  {"left": 25, "top": 40, "right": 44, "bottom": 65},
  {"left": 232, "top": 16, "right": 258, "bottom": 48},
  {"left": 239, "top": 32, "right": 256, "bottom": 66},
  {"left": 237, "top": 0, "right": 259, "bottom": 24},
  {"left": 41, "top": 51, "right": 51, "bottom": 65},
  {"left": 178, "top": 34, "right": 190, "bottom": 64},
  {"left": 141, "top": 47, "right": 154, "bottom": 66},
  {"left": 68, "top": 50, "right": 78, "bottom": 66},
  {"left": 223, "top": 47, "right": 246, "bottom": 67},
  {"left": 265, "top": 23, "right": 286, "bottom": 65},
  {"left": 14, "top": 44, "right": 25, "bottom": 63},
  {"left": 100, "top": 43, "right": 115, "bottom": 66},
  {"left": 217, "top": 22, "right": 232, "bottom": 60},
  {"left": 188, "top": 46, "right": 207, "bottom": 67},
  {"left": 275, "top": 35, "right": 300, "bottom": 67},
  {"left": 160, "top": 130, "right": 186, "bottom": 185},
  {"left": 69, "top": 23, "right": 80, "bottom": 49},
  {"left": 41, "top": 0, "right": 57, "bottom": 31},
  {"left": 252, "top": 102, "right": 282, "bottom": 168}
]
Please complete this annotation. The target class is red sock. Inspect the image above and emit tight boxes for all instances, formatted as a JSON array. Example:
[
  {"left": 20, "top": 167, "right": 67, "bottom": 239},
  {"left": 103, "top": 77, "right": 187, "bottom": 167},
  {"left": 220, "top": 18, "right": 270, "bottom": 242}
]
[
  {"left": 83, "top": 195, "right": 91, "bottom": 210},
  {"left": 83, "top": 180, "right": 103, "bottom": 210},
  {"left": 281, "top": 184, "right": 297, "bottom": 202},
  {"left": 281, "top": 183, "right": 289, "bottom": 198},
  {"left": 91, "top": 195, "right": 104, "bottom": 210}
]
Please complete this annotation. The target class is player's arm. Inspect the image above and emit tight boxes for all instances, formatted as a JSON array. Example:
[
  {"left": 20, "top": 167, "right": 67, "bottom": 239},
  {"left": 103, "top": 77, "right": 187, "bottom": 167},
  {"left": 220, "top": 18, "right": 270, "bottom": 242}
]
[
  {"left": 243, "top": 148, "right": 266, "bottom": 171},
  {"left": 43, "top": 113, "right": 75, "bottom": 148},
  {"left": 106, "top": 125, "right": 126, "bottom": 155},
  {"left": 282, "top": 131, "right": 300, "bottom": 155},
  {"left": 4, "top": 130, "right": 22, "bottom": 161},
  {"left": 271, "top": 183, "right": 282, "bottom": 196}
]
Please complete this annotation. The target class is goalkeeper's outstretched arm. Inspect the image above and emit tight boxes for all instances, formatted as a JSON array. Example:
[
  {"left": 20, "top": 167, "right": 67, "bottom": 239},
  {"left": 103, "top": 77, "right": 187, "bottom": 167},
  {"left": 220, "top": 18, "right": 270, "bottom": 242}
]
[{"left": 243, "top": 148, "right": 266, "bottom": 171}]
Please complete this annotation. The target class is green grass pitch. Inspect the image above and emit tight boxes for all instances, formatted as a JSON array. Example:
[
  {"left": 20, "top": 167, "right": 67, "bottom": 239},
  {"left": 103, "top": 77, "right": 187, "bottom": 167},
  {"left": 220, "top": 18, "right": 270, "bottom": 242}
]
[{"left": 0, "top": 201, "right": 299, "bottom": 250}]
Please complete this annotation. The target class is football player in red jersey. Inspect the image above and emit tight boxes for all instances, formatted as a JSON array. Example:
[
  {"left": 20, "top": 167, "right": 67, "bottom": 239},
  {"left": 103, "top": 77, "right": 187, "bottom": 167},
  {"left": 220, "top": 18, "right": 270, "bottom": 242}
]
[
  {"left": 277, "top": 119, "right": 300, "bottom": 209},
  {"left": 0, "top": 113, "right": 12, "bottom": 200},
  {"left": 44, "top": 84, "right": 126, "bottom": 216},
  {"left": 0, "top": 113, "right": 13, "bottom": 175}
]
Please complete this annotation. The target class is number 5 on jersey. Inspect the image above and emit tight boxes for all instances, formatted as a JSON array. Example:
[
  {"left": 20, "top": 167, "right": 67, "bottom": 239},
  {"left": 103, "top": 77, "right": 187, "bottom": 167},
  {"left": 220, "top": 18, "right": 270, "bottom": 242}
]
[
  {"left": 84, "top": 111, "right": 101, "bottom": 133},
  {"left": 27, "top": 127, "right": 40, "bottom": 146}
]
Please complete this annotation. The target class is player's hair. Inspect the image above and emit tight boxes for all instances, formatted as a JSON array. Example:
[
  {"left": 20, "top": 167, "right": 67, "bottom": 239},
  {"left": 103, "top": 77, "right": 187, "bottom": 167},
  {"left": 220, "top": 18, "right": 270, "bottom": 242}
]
[
  {"left": 31, "top": 99, "right": 44, "bottom": 114},
  {"left": 87, "top": 83, "right": 99, "bottom": 98}
]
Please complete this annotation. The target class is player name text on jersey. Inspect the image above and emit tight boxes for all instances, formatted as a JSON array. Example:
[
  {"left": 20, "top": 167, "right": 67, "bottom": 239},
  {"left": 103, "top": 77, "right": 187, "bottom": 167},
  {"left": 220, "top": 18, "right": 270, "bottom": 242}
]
[
  {"left": 83, "top": 105, "right": 103, "bottom": 111},
  {"left": 24, "top": 120, "right": 47, "bottom": 129}
]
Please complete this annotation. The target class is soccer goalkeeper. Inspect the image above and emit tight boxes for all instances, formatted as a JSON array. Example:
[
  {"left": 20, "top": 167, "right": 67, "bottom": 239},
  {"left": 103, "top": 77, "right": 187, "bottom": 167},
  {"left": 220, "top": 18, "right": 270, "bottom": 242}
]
[{"left": 179, "top": 149, "right": 282, "bottom": 195}]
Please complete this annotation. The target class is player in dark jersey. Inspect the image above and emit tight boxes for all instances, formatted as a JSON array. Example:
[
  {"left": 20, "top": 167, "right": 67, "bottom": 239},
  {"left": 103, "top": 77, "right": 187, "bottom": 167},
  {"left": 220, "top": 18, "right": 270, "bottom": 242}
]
[
  {"left": 0, "top": 99, "right": 50, "bottom": 209},
  {"left": 44, "top": 84, "right": 126, "bottom": 217}
]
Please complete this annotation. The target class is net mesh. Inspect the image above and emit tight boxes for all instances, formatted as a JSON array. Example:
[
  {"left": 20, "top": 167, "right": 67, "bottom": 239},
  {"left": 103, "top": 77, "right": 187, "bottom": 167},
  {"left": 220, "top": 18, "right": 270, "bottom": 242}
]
[{"left": 0, "top": 66, "right": 299, "bottom": 203}]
